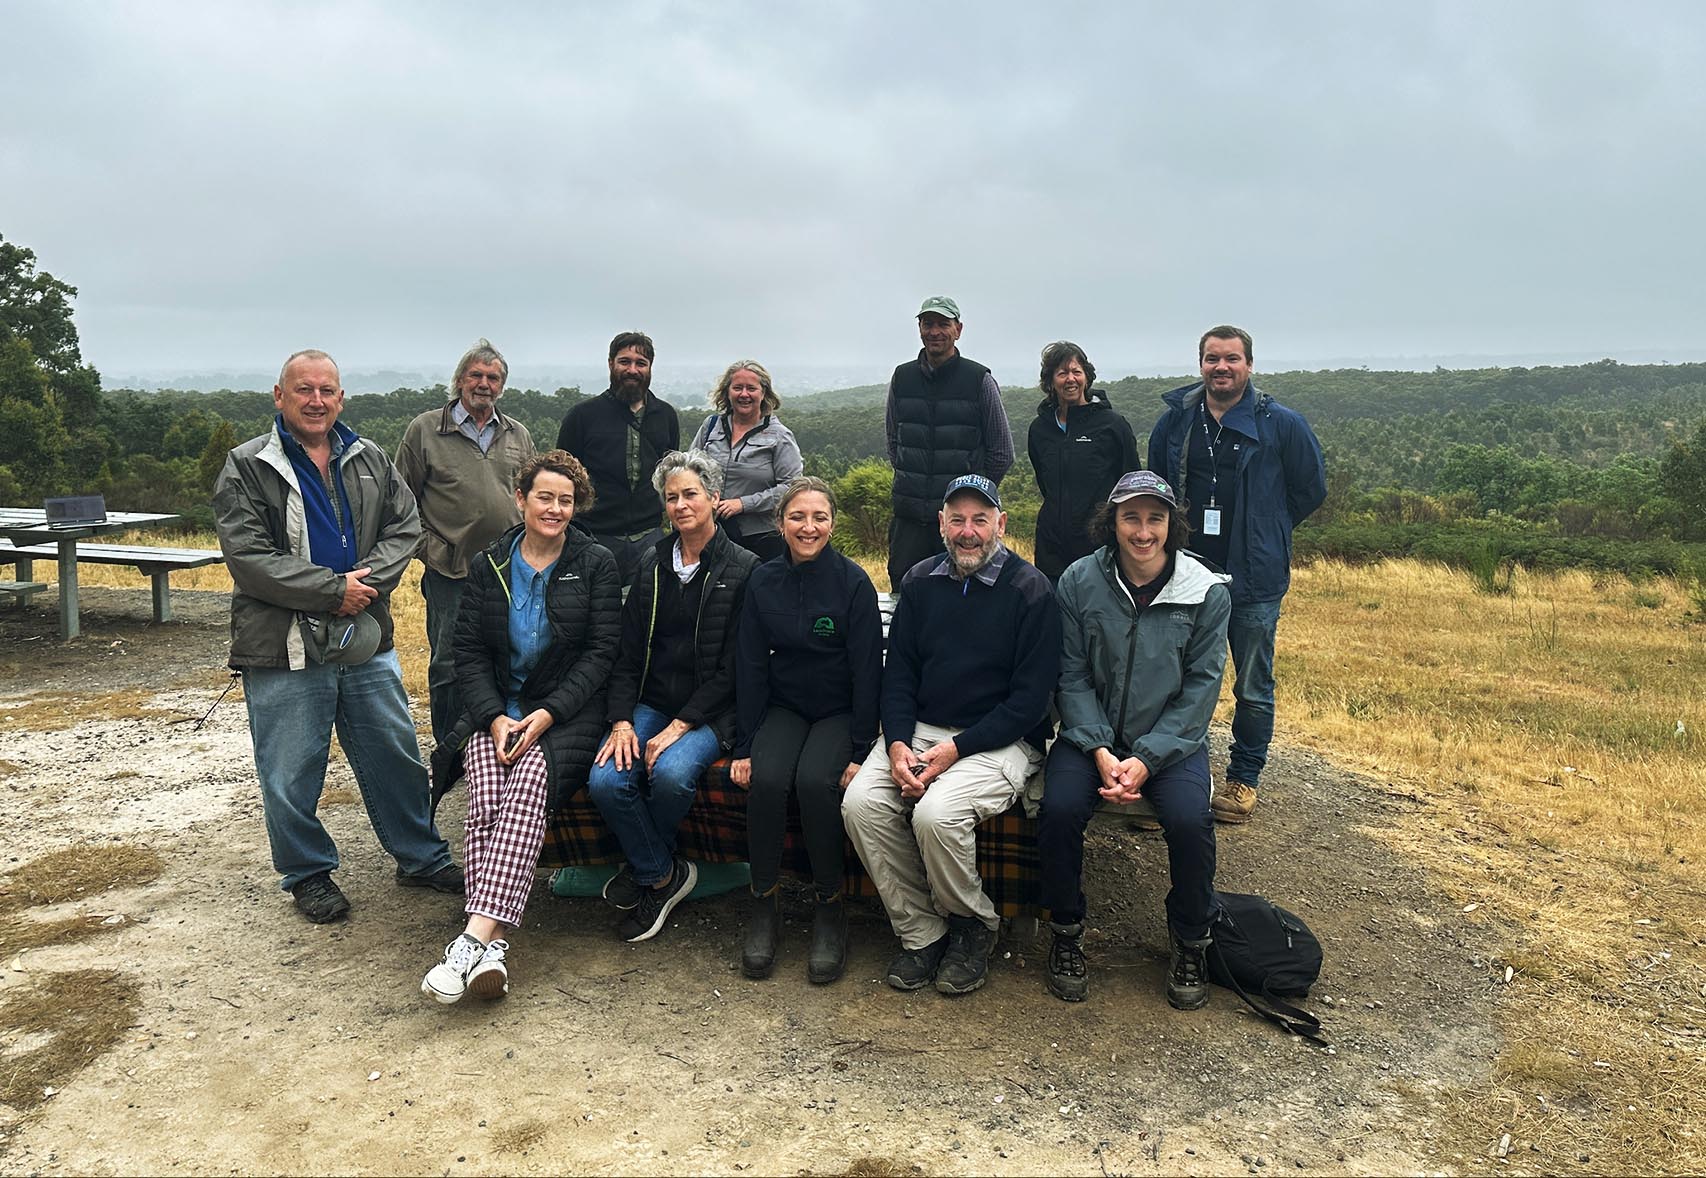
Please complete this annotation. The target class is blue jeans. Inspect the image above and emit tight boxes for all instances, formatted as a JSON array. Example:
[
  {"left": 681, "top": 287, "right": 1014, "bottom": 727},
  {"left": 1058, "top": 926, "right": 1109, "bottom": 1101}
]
[
  {"left": 1227, "top": 598, "right": 1283, "bottom": 788},
  {"left": 587, "top": 703, "right": 722, "bottom": 885},
  {"left": 421, "top": 568, "right": 466, "bottom": 747},
  {"left": 242, "top": 648, "right": 453, "bottom": 891},
  {"left": 1037, "top": 742, "right": 1216, "bottom": 940}
]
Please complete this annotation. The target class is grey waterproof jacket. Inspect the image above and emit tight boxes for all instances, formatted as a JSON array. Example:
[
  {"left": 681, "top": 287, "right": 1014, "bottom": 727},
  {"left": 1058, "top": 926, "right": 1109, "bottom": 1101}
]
[
  {"left": 1055, "top": 547, "right": 1232, "bottom": 775},
  {"left": 213, "top": 420, "right": 422, "bottom": 671}
]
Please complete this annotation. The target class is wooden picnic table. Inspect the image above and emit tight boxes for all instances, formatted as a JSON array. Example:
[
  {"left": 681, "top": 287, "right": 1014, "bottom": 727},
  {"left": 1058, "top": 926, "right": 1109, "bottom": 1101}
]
[{"left": 0, "top": 509, "right": 180, "bottom": 640}]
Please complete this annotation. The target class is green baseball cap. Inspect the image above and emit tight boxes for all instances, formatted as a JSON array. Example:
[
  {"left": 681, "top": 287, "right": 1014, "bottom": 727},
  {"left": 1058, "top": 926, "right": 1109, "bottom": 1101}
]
[{"left": 917, "top": 295, "right": 961, "bottom": 321}]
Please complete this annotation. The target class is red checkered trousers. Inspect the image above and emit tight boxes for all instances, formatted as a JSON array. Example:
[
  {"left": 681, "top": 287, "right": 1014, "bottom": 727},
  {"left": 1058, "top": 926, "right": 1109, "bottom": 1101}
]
[{"left": 462, "top": 733, "right": 551, "bottom": 928}]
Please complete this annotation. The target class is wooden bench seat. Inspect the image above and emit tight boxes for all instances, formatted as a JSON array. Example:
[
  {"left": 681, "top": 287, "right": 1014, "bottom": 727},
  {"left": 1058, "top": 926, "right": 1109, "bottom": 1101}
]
[
  {"left": 0, "top": 579, "right": 50, "bottom": 606},
  {"left": 0, "top": 542, "right": 223, "bottom": 622}
]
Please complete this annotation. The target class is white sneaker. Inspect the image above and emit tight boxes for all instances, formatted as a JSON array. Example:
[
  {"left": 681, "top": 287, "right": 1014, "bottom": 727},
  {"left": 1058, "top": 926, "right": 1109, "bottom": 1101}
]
[
  {"left": 467, "top": 938, "right": 510, "bottom": 1000},
  {"left": 421, "top": 933, "right": 486, "bottom": 1004}
]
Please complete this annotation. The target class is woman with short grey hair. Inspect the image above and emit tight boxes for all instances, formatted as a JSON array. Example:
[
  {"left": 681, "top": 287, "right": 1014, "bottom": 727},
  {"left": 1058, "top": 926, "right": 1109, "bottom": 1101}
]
[
  {"left": 588, "top": 449, "right": 760, "bottom": 943},
  {"left": 691, "top": 360, "right": 804, "bottom": 564}
]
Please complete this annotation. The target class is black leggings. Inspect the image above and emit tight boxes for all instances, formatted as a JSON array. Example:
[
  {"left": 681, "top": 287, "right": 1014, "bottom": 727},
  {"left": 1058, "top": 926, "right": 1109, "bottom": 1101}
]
[{"left": 746, "top": 707, "right": 852, "bottom": 893}]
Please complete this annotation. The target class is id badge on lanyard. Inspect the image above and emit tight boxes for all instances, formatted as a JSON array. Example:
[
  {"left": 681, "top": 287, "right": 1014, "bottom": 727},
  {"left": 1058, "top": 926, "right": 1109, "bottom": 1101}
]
[{"left": 1201, "top": 507, "right": 1222, "bottom": 536}]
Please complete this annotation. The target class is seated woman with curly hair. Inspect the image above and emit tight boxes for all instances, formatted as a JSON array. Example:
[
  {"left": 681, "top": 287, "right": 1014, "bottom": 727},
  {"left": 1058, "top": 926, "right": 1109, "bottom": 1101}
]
[{"left": 422, "top": 450, "right": 621, "bottom": 1004}]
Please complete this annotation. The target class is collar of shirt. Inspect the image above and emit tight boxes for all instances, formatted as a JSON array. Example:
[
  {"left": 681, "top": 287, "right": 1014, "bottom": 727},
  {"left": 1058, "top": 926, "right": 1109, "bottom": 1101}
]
[
  {"left": 928, "top": 541, "right": 1009, "bottom": 588},
  {"left": 508, "top": 533, "right": 558, "bottom": 601},
  {"left": 671, "top": 539, "right": 702, "bottom": 584},
  {"left": 451, "top": 400, "right": 499, "bottom": 450}
]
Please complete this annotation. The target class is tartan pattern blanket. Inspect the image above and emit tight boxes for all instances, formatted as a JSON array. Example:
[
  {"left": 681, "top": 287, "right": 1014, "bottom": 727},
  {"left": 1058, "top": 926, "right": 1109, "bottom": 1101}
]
[{"left": 539, "top": 758, "right": 1041, "bottom": 918}]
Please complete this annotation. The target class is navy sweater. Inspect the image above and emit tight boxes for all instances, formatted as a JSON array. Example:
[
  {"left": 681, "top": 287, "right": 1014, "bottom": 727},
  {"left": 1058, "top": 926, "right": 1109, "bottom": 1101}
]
[
  {"left": 882, "top": 548, "right": 1061, "bottom": 756},
  {"left": 733, "top": 545, "right": 883, "bottom": 758}
]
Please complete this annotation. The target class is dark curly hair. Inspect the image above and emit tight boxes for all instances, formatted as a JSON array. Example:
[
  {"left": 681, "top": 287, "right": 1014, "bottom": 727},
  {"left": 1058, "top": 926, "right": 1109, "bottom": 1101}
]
[
  {"left": 516, "top": 449, "right": 596, "bottom": 511},
  {"left": 1086, "top": 496, "right": 1191, "bottom": 554},
  {"left": 1039, "top": 340, "right": 1097, "bottom": 407}
]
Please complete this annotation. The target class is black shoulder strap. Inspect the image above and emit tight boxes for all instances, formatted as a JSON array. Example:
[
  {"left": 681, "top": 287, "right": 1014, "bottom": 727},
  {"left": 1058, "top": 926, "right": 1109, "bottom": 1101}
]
[{"left": 1209, "top": 943, "right": 1330, "bottom": 1047}]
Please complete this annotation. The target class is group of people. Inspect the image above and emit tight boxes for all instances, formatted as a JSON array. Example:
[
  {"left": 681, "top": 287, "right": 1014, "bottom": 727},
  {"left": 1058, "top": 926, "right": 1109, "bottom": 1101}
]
[{"left": 210, "top": 297, "right": 1325, "bottom": 1014}]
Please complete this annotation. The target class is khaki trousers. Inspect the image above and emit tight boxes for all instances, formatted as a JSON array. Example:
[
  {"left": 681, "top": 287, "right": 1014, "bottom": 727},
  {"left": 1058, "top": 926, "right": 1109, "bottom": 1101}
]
[{"left": 842, "top": 721, "right": 1042, "bottom": 948}]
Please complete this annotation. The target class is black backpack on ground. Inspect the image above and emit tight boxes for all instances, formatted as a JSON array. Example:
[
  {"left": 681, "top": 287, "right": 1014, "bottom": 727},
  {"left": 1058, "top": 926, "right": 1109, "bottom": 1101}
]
[{"left": 1207, "top": 891, "right": 1328, "bottom": 1045}]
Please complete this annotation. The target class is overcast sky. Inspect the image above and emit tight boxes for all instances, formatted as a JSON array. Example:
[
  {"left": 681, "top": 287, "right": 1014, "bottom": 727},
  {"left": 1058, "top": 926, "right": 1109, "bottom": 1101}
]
[{"left": 3, "top": 1, "right": 1703, "bottom": 385}]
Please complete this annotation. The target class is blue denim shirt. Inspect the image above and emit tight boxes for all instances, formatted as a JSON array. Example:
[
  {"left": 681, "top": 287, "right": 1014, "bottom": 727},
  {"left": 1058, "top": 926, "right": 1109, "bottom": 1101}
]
[{"left": 504, "top": 534, "right": 558, "bottom": 719}]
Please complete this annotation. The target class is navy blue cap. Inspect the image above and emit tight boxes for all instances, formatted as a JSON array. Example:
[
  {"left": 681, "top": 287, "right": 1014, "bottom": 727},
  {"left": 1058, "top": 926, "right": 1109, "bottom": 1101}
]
[{"left": 943, "top": 474, "right": 1001, "bottom": 508}]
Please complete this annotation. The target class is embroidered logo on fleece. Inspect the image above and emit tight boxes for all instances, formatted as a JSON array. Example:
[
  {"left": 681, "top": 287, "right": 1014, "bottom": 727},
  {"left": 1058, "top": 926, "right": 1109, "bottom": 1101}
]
[{"left": 812, "top": 616, "right": 837, "bottom": 637}]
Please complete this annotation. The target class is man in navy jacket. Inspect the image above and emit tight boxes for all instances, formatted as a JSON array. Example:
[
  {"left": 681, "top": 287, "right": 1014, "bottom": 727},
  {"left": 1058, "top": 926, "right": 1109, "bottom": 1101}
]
[{"left": 1147, "top": 326, "right": 1325, "bottom": 824}]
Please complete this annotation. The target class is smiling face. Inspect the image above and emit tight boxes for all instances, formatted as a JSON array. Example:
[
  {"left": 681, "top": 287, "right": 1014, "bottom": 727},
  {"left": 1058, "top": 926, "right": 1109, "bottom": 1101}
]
[
  {"left": 938, "top": 490, "right": 1006, "bottom": 578},
  {"left": 517, "top": 470, "right": 577, "bottom": 544},
  {"left": 663, "top": 469, "right": 718, "bottom": 540},
  {"left": 1199, "top": 335, "right": 1252, "bottom": 403},
  {"left": 726, "top": 368, "right": 764, "bottom": 423},
  {"left": 273, "top": 356, "right": 344, "bottom": 448},
  {"left": 918, "top": 313, "right": 963, "bottom": 365},
  {"left": 1050, "top": 357, "right": 1089, "bottom": 409},
  {"left": 609, "top": 345, "right": 653, "bottom": 404},
  {"left": 1113, "top": 496, "right": 1171, "bottom": 583},
  {"left": 781, "top": 490, "right": 834, "bottom": 564},
  {"left": 456, "top": 359, "right": 506, "bottom": 420}
]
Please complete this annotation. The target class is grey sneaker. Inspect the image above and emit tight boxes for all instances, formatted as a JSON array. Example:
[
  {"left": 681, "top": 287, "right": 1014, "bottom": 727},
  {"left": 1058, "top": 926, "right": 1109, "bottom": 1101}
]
[
  {"left": 885, "top": 933, "right": 950, "bottom": 991},
  {"left": 290, "top": 872, "right": 350, "bottom": 924},
  {"left": 602, "top": 864, "right": 642, "bottom": 911},
  {"left": 466, "top": 939, "right": 509, "bottom": 1000},
  {"left": 1046, "top": 921, "right": 1088, "bottom": 1002},
  {"left": 421, "top": 934, "right": 486, "bottom": 1005},
  {"left": 618, "top": 858, "right": 698, "bottom": 943},
  {"left": 1167, "top": 933, "right": 1212, "bottom": 1010},
  {"left": 935, "top": 916, "right": 997, "bottom": 995}
]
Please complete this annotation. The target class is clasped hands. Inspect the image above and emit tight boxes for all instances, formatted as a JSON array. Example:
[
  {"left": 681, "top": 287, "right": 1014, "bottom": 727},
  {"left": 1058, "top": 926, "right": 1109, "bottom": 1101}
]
[
  {"left": 1094, "top": 747, "right": 1150, "bottom": 803},
  {"left": 888, "top": 738, "right": 959, "bottom": 799}
]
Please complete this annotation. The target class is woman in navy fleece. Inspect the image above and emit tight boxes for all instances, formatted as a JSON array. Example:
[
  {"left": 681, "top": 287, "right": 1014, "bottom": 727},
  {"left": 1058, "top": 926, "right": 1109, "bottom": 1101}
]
[{"left": 730, "top": 476, "right": 883, "bottom": 984}]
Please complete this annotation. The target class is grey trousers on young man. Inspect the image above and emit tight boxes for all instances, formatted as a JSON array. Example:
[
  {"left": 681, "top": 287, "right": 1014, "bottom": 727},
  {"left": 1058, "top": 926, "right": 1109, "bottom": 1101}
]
[{"left": 842, "top": 721, "right": 1042, "bottom": 949}]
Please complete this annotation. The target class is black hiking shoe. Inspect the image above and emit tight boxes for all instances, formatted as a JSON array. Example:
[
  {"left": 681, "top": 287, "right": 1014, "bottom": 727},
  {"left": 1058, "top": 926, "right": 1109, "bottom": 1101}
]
[
  {"left": 935, "top": 915, "right": 996, "bottom": 996},
  {"left": 602, "top": 864, "right": 641, "bottom": 911},
  {"left": 885, "top": 933, "right": 950, "bottom": 991},
  {"left": 618, "top": 857, "right": 697, "bottom": 943},
  {"left": 741, "top": 889, "right": 781, "bottom": 979},
  {"left": 291, "top": 872, "right": 350, "bottom": 923},
  {"left": 396, "top": 863, "right": 465, "bottom": 895},
  {"left": 1046, "top": 921, "right": 1088, "bottom": 1002},
  {"left": 1167, "top": 933, "right": 1212, "bottom": 1011},
  {"left": 807, "top": 894, "right": 848, "bottom": 985}
]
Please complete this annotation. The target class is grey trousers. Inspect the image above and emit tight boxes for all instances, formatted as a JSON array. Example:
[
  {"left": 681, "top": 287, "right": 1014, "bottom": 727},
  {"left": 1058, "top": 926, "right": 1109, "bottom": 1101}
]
[{"left": 842, "top": 721, "right": 1041, "bottom": 948}]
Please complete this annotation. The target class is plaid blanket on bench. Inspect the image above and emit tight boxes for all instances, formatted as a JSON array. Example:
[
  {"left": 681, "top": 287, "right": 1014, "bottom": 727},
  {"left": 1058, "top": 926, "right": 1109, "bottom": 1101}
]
[{"left": 540, "top": 758, "right": 1040, "bottom": 918}]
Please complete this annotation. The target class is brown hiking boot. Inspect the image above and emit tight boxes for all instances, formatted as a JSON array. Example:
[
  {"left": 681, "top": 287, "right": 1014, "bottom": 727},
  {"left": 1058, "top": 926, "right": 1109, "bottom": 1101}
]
[{"left": 1211, "top": 780, "right": 1257, "bottom": 824}]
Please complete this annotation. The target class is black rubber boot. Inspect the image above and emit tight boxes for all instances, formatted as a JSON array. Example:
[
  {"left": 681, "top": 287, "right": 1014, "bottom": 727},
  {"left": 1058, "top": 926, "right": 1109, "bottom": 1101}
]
[
  {"left": 807, "top": 893, "right": 848, "bottom": 985},
  {"left": 741, "top": 888, "right": 781, "bottom": 979}
]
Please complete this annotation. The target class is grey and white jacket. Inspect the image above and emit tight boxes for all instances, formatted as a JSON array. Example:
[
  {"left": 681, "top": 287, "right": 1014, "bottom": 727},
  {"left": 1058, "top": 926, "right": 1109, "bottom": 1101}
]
[
  {"left": 213, "top": 420, "right": 422, "bottom": 671},
  {"left": 689, "top": 413, "right": 804, "bottom": 541}
]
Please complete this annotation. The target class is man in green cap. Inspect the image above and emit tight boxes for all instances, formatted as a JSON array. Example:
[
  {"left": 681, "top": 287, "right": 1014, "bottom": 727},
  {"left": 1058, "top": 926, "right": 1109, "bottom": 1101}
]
[{"left": 883, "top": 296, "right": 1015, "bottom": 591}]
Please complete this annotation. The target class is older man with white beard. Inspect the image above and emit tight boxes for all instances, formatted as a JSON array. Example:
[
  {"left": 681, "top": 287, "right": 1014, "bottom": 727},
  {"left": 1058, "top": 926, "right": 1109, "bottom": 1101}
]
[{"left": 842, "top": 475, "right": 1060, "bottom": 997}]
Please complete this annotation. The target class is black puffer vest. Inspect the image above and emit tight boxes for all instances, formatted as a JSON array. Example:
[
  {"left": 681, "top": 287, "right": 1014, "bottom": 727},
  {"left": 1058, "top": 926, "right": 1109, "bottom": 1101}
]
[{"left": 889, "top": 351, "right": 990, "bottom": 523}]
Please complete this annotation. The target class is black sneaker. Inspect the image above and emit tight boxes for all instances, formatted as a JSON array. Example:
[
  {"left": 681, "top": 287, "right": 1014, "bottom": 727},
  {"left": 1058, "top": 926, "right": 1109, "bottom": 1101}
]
[
  {"left": 396, "top": 863, "right": 465, "bottom": 894},
  {"left": 935, "top": 915, "right": 996, "bottom": 996},
  {"left": 602, "top": 864, "right": 642, "bottom": 911},
  {"left": 1167, "top": 933, "right": 1212, "bottom": 1011},
  {"left": 1046, "top": 921, "right": 1088, "bottom": 1002},
  {"left": 618, "top": 858, "right": 698, "bottom": 943},
  {"left": 885, "top": 933, "right": 950, "bottom": 991},
  {"left": 291, "top": 872, "right": 350, "bottom": 923}
]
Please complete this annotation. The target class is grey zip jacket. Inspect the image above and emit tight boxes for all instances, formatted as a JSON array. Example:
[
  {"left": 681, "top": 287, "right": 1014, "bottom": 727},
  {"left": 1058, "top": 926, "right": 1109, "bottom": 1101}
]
[
  {"left": 213, "top": 421, "right": 422, "bottom": 671},
  {"left": 1055, "top": 546, "right": 1232, "bottom": 775},
  {"left": 689, "top": 413, "right": 804, "bottom": 541}
]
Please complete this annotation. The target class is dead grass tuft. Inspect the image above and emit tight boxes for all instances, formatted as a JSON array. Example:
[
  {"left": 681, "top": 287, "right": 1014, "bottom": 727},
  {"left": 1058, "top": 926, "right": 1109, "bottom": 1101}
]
[
  {"left": 0, "top": 844, "right": 164, "bottom": 913},
  {"left": 839, "top": 1159, "right": 925, "bottom": 1177},
  {"left": 0, "top": 912, "right": 128, "bottom": 954},
  {"left": 0, "top": 690, "right": 197, "bottom": 732},
  {"left": 320, "top": 786, "right": 356, "bottom": 808},
  {"left": 491, "top": 1118, "right": 551, "bottom": 1153},
  {"left": 0, "top": 969, "right": 141, "bottom": 1110}
]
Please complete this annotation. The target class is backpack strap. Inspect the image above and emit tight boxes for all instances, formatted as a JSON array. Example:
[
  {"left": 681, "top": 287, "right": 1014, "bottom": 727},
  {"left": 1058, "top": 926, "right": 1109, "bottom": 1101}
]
[{"left": 1209, "top": 943, "right": 1330, "bottom": 1047}]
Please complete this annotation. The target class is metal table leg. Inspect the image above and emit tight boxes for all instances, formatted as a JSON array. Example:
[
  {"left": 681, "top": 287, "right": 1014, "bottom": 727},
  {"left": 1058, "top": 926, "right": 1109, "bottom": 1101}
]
[{"left": 57, "top": 537, "right": 79, "bottom": 640}]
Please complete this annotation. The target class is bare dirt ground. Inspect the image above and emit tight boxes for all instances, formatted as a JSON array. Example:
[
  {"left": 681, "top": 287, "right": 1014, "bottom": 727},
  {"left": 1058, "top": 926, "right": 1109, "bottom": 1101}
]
[{"left": 0, "top": 588, "right": 1510, "bottom": 1175}]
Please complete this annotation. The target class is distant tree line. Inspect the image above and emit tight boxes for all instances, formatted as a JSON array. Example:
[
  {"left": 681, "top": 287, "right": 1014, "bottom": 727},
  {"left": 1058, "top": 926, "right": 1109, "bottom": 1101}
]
[{"left": 3, "top": 230, "right": 1704, "bottom": 580}]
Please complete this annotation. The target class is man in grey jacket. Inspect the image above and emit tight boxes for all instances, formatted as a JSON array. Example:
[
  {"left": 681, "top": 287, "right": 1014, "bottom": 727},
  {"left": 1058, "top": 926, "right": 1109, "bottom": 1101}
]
[
  {"left": 395, "top": 339, "right": 535, "bottom": 746},
  {"left": 213, "top": 349, "right": 460, "bottom": 924}
]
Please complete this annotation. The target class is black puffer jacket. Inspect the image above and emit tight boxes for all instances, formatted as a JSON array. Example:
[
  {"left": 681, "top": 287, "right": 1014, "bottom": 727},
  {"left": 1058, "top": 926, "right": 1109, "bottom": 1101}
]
[
  {"left": 1027, "top": 390, "right": 1140, "bottom": 580},
  {"left": 607, "top": 526, "right": 760, "bottom": 748},
  {"left": 434, "top": 523, "right": 621, "bottom": 810}
]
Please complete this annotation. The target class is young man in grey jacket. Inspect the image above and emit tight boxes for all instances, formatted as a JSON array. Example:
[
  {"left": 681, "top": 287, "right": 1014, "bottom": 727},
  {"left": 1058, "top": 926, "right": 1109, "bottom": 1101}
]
[{"left": 213, "top": 349, "right": 460, "bottom": 924}]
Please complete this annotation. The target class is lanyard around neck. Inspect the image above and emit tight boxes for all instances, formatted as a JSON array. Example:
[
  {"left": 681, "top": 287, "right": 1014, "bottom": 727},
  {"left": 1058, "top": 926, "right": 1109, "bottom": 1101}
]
[{"left": 1199, "top": 400, "right": 1228, "bottom": 509}]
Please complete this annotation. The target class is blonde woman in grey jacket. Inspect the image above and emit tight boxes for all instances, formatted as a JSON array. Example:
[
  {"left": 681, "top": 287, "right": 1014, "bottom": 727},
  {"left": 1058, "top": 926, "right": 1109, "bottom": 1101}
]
[
  {"left": 1039, "top": 471, "right": 1232, "bottom": 1011},
  {"left": 691, "top": 360, "right": 804, "bottom": 563}
]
